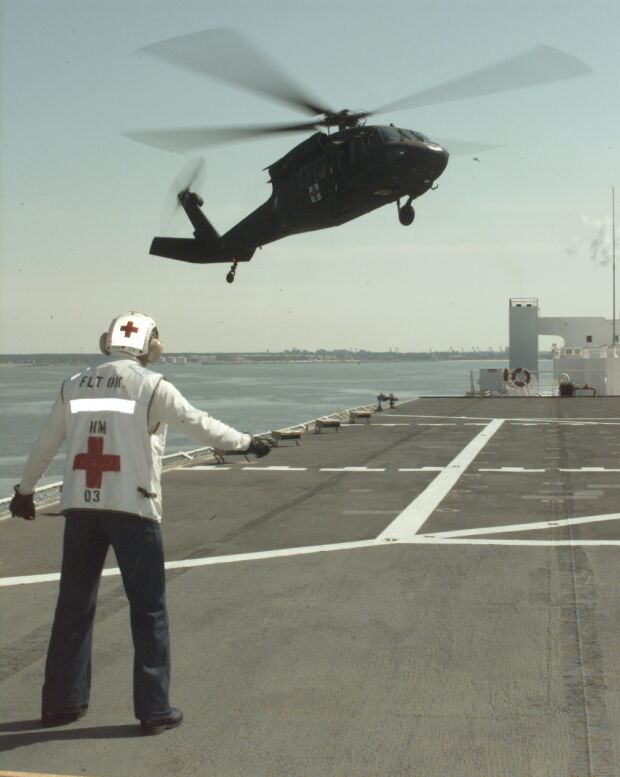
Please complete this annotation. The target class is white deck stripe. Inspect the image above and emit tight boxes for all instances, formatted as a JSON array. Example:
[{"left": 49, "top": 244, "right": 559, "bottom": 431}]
[
  {"left": 377, "top": 419, "right": 505, "bottom": 541},
  {"left": 560, "top": 467, "right": 620, "bottom": 472},
  {"left": 387, "top": 413, "right": 620, "bottom": 424},
  {"left": 0, "top": 540, "right": 381, "bottom": 587},
  {"left": 242, "top": 466, "right": 308, "bottom": 471},
  {"left": 398, "top": 467, "right": 445, "bottom": 472},
  {"left": 420, "top": 512, "right": 620, "bottom": 539},
  {"left": 320, "top": 467, "right": 386, "bottom": 472},
  {"left": 408, "top": 537, "right": 620, "bottom": 547},
  {"left": 479, "top": 467, "right": 546, "bottom": 473},
  {"left": 183, "top": 466, "right": 231, "bottom": 471}
]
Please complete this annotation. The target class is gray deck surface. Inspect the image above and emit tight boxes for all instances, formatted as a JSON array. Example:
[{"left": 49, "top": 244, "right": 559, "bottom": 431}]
[{"left": 2, "top": 396, "right": 620, "bottom": 776}]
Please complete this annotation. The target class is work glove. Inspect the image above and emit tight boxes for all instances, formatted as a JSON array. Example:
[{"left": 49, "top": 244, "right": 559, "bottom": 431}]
[
  {"left": 9, "top": 485, "right": 35, "bottom": 520},
  {"left": 247, "top": 437, "right": 271, "bottom": 458}
]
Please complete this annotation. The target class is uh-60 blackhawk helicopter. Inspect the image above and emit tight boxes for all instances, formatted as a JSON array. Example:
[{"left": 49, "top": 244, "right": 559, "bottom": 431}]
[{"left": 125, "top": 29, "right": 591, "bottom": 283}]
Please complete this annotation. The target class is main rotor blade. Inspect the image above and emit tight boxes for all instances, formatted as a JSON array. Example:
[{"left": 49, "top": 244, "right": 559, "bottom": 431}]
[
  {"left": 123, "top": 121, "right": 320, "bottom": 152},
  {"left": 374, "top": 45, "right": 592, "bottom": 114},
  {"left": 139, "top": 27, "right": 333, "bottom": 118}
]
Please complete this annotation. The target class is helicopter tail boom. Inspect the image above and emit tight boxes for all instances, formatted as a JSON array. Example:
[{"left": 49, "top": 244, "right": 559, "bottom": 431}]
[
  {"left": 150, "top": 188, "right": 232, "bottom": 263},
  {"left": 149, "top": 236, "right": 229, "bottom": 263}
]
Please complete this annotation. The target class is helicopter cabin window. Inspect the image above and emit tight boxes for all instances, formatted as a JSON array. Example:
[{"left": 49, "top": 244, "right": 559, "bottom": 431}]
[{"left": 379, "top": 126, "right": 403, "bottom": 143}]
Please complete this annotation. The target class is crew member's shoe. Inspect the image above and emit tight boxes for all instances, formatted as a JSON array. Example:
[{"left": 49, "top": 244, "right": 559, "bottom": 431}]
[
  {"left": 140, "top": 707, "right": 183, "bottom": 736},
  {"left": 41, "top": 704, "right": 88, "bottom": 728}
]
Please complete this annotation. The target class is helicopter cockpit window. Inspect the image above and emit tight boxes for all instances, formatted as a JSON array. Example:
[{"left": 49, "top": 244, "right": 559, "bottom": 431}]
[
  {"left": 379, "top": 126, "right": 403, "bottom": 143},
  {"left": 410, "top": 130, "right": 431, "bottom": 143}
]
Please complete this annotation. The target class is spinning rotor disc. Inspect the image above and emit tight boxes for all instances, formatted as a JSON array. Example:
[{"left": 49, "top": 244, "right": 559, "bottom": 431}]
[{"left": 160, "top": 156, "right": 206, "bottom": 234}]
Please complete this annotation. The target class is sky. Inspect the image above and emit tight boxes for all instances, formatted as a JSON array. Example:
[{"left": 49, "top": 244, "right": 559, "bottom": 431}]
[{"left": 1, "top": 0, "right": 619, "bottom": 353}]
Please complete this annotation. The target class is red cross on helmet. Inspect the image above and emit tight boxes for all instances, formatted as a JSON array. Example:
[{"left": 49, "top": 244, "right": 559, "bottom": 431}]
[{"left": 100, "top": 312, "right": 162, "bottom": 360}]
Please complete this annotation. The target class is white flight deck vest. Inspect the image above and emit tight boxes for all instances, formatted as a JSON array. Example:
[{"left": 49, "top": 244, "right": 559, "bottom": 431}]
[{"left": 59, "top": 358, "right": 167, "bottom": 522}]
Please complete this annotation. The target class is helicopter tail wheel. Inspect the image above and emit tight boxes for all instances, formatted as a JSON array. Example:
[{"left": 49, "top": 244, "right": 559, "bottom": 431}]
[
  {"left": 398, "top": 202, "right": 415, "bottom": 226},
  {"left": 226, "top": 258, "right": 239, "bottom": 284}
]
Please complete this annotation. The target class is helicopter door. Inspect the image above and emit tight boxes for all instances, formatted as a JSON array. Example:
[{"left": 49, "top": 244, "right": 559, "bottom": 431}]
[
  {"left": 296, "top": 158, "right": 338, "bottom": 224},
  {"left": 299, "top": 158, "right": 331, "bottom": 206}
]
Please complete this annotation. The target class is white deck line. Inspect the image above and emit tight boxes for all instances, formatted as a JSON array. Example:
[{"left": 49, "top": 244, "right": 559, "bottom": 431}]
[
  {"left": 182, "top": 466, "right": 231, "bottom": 471},
  {"left": 419, "top": 512, "right": 620, "bottom": 539},
  {"left": 407, "top": 537, "right": 620, "bottom": 547},
  {"left": 0, "top": 540, "right": 382, "bottom": 588},
  {"left": 479, "top": 467, "right": 546, "bottom": 473},
  {"left": 560, "top": 467, "right": 620, "bottom": 472},
  {"left": 377, "top": 419, "right": 505, "bottom": 541},
  {"left": 320, "top": 467, "right": 386, "bottom": 472},
  {"left": 387, "top": 413, "right": 620, "bottom": 424},
  {"left": 241, "top": 466, "right": 308, "bottom": 471}
]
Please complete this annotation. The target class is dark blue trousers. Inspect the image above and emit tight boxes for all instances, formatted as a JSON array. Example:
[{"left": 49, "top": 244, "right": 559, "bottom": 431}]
[{"left": 42, "top": 510, "right": 172, "bottom": 721}]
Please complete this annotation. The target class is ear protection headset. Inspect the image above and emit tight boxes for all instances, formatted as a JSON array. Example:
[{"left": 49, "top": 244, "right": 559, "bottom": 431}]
[{"left": 146, "top": 333, "right": 164, "bottom": 362}]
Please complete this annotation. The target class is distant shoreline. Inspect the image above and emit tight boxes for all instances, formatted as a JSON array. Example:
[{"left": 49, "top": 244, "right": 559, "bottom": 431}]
[{"left": 1, "top": 352, "right": 549, "bottom": 367}]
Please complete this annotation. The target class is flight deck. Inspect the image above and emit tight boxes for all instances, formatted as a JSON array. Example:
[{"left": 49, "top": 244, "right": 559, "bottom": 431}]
[{"left": 1, "top": 395, "right": 620, "bottom": 776}]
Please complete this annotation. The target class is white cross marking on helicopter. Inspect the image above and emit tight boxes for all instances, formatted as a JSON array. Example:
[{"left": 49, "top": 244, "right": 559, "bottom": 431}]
[{"left": 309, "top": 183, "right": 322, "bottom": 203}]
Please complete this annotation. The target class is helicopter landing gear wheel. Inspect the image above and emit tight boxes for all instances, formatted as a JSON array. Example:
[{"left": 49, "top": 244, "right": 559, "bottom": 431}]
[
  {"left": 226, "top": 258, "right": 239, "bottom": 284},
  {"left": 398, "top": 197, "right": 415, "bottom": 226}
]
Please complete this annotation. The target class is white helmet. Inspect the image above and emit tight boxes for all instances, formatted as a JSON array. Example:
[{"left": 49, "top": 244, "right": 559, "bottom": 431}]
[{"left": 100, "top": 312, "right": 163, "bottom": 361}]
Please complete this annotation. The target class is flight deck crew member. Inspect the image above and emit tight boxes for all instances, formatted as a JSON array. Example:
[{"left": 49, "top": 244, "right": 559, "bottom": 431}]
[{"left": 9, "top": 312, "right": 271, "bottom": 735}]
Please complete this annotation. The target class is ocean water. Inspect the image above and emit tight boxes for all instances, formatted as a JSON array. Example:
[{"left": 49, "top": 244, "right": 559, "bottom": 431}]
[{"left": 0, "top": 358, "right": 510, "bottom": 497}]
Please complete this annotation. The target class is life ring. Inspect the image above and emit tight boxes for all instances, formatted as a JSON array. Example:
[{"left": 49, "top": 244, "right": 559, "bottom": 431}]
[{"left": 511, "top": 367, "right": 531, "bottom": 388}]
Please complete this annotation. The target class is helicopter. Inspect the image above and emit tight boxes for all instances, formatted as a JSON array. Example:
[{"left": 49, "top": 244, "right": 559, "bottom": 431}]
[{"left": 124, "top": 29, "right": 591, "bottom": 283}]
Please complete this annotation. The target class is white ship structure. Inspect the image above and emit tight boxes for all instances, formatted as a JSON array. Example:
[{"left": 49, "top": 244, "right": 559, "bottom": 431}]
[{"left": 479, "top": 297, "right": 620, "bottom": 396}]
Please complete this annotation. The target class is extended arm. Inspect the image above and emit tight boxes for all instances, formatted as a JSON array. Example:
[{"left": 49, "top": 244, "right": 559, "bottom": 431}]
[{"left": 149, "top": 379, "right": 252, "bottom": 451}]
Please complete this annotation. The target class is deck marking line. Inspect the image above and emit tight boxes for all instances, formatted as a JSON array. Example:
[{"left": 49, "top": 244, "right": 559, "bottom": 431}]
[
  {"left": 0, "top": 541, "right": 382, "bottom": 587},
  {"left": 398, "top": 467, "right": 445, "bottom": 472},
  {"left": 184, "top": 466, "right": 231, "bottom": 471},
  {"left": 479, "top": 467, "right": 546, "bottom": 473},
  {"left": 377, "top": 418, "right": 505, "bottom": 541},
  {"left": 387, "top": 413, "right": 620, "bottom": 424},
  {"left": 561, "top": 467, "right": 620, "bottom": 472},
  {"left": 320, "top": 467, "right": 385, "bottom": 472},
  {"left": 408, "top": 537, "right": 620, "bottom": 547},
  {"left": 419, "top": 512, "right": 620, "bottom": 539},
  {"left": 0, "top": 772, "right": 96, "bottom": 777},
  {"left": 241, "top": 466, "right": 308, "bottom": 471}
]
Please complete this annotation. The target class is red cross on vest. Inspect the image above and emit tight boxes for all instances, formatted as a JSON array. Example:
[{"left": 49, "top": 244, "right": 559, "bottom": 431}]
[
  {"left": 120, "top": 320, "right": 139, "bottom": 338},
  {"left": 73, "top": 436, "right": 121, "bottom": 489}
]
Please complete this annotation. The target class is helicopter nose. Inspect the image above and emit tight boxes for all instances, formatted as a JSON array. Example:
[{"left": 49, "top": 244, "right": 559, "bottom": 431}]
[
  {"left": 430, "top": 145, "right": 449, "bottom": 177},
  {"left": 386, "top": 142, "right": 448, "bottom": 180},
  {"left": 419, "top": 143, "right": 448, "bottom": 182}
]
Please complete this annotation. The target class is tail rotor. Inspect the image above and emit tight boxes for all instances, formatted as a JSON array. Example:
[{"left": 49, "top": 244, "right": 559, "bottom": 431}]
[{"left": 160, "top": 156, "right": 207, "bottom": 234}]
